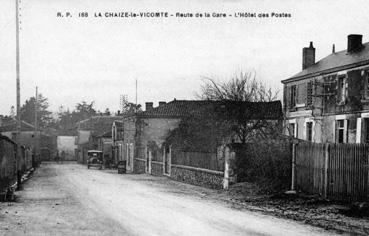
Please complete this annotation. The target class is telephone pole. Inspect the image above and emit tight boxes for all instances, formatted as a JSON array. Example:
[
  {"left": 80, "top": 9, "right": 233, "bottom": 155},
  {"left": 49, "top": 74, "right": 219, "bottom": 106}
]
[
  {"left": 35, "top": 86, "right": 38, "bottom": 131},
  {"left": 15, "top": 0, "right": 22, "bottom": 190},
  {"left": 135, "top": 78, "right": 137, "bottom": 113}
]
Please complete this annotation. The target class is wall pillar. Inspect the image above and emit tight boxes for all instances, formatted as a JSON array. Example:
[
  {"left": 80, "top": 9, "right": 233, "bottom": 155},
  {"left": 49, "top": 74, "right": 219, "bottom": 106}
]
[
  {"left": 223, "top": 146, "right": 230, "bottom": 190},
  {"left": 356, "top": 118, "right": 362, "bottom": 143},
  {"left": 291, "top": 143, "right": 296, "bottom": 191}
]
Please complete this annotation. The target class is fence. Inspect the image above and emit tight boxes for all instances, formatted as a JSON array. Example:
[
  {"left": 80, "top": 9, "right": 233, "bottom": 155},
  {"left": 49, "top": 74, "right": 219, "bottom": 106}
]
[
  {"left": 169, "top": 148, "right": 225, "bottom": 189},
  {"left": 0, "top": 135, "right": 17, "bottom": 192},
  {"left": 294, "top": 142, "right": 369, "bottom": 201},
  {"left": 171, "top": 148, "right": 224, "bottom": 171}
]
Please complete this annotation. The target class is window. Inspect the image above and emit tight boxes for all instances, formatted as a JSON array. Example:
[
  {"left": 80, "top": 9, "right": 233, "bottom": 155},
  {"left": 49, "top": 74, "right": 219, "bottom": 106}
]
[
  {"left": 290, "top": 85, "right": 297, "bottom": 108},
  {"left": 289, "top": 123, "right": 297, "bottom": 138},
  {"left": 336, "top": 119, "right": 346, "bottom": 143},
  {"left": 289, "top": 123, "right": 295, "bottom": 137},
  {"left": 306, "top": 122, "right": 313, "bottom": 141},
  {"left": 337, "top": 76, "right": 347, "bottom": 104}
]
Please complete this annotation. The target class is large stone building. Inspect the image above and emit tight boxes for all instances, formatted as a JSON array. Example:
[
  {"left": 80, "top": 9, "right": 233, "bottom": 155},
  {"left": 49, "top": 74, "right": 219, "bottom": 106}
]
[{"left": 282, "top": 34, "right": 369, "bottom": 143}]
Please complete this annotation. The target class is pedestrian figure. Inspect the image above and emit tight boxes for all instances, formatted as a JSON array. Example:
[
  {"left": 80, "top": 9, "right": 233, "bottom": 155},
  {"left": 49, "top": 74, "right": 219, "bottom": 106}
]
[
  {"left": 61, "top": 151, "right": 65, "bottom": 164},
  {"left": 55, "top": 151, "right": 60, "bottom": 164}
]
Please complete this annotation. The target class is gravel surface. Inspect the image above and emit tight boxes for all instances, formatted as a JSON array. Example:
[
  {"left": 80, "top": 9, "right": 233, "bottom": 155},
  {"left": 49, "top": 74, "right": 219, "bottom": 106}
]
[{"left": 0, "top": 162, "right": 334, "bottom": 236}]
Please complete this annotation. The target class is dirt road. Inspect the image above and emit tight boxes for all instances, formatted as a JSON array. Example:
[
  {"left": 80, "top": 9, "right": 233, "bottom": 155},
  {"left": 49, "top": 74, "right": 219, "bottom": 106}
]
[{"left": 0, "top": 163, "right": 337, "bottom": 236}]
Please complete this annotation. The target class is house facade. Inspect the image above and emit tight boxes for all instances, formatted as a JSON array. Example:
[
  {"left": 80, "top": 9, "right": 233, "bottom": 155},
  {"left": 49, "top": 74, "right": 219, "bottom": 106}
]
[
  {"left": 112, "top": 120, "right": 124, "bottom": 165},
  {"left": 123, "top": 101, "right": 181, "bottom": 175},
  {"left": 282, "top": 34, "right": 369, "bottom": 143}
]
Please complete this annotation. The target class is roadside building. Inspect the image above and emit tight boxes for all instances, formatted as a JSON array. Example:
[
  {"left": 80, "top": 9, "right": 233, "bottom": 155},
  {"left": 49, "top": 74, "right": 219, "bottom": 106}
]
[
  {"left": 282, "top": 34, "right": 369, "bottom": 143},
  {"left": 96, "top": 131, "right": 113, "bottom": 167},
  {"left": 0, "top": 117, "right": 56, "bottom": 161},
  {"left": 112, "top": 120, "right": 124, "bottom": 165},
  {"left": 123, "top": 100, "right": 283, "bottom": 175}
]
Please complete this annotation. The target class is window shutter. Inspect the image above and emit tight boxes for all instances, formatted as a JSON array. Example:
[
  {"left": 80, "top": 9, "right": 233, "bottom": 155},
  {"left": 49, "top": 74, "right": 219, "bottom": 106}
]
[
  {"left": 284, "top": 85, "right": 290, "bottom": 109},
  {"left": 347, "top": 70, "right": 362, "bottom": 104},
  {"left": 335, "top": 76, "right": 339, "bottom": 103},
  {"left": 307, "top": 81, "right": 313, "bottom": 106},
  {"left": 286, "top": 85, "right": 291, "bottom": 109}
]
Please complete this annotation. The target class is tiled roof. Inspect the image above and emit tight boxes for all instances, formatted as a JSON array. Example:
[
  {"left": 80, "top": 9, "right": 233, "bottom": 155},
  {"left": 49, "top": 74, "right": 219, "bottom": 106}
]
[
  {"left": 283, "top": 42, "right": 369, "bottom": 83},
  {"left": 136, "top": 100, "right": 282, "bottom": 120},
  {"left": 0, "top": 134, "right": 16, "bottom": 144},
  {"left": 77, "top": 116, "right": 121, "bottom": 131},
  {"left": 0, "top": 118, "right": 35, "bottom": 132}
]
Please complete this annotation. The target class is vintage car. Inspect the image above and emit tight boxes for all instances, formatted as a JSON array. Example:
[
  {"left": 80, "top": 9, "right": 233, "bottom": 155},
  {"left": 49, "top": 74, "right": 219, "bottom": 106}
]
[{"left": 87, "top": 150, "right": 103, "bottom": 170}]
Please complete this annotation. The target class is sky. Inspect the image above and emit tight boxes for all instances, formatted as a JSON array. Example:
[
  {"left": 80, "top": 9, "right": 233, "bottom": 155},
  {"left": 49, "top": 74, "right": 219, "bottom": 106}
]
[{"left": 1, "top": 0, "right": 369, "bottom": 115}]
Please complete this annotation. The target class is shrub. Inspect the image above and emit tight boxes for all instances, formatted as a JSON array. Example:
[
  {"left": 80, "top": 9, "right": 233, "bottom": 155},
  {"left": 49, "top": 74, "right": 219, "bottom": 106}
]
[{"left": 231, "top": 139, "right": 292, "bottom": 193}]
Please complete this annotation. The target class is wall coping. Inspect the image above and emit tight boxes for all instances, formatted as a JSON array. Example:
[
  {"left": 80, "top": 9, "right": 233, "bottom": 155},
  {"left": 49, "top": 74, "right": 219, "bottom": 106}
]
[
  {"left": 151, "top": 161, "right": 164, "bottom": 165},
  {"left": 171, "top": 164, "right": 224, "bottom": 176}
]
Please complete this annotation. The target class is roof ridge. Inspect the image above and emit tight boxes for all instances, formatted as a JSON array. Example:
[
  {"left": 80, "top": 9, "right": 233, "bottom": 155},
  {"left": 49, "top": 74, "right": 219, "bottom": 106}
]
[{"left": 284, "top": 41, "right": 369, "bottom": 82}]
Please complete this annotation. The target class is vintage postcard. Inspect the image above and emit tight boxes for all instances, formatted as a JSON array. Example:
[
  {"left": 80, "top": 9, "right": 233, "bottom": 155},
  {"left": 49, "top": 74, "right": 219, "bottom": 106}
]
[{"left": 0, "top": 0, "right": 368, "bottom": 235}]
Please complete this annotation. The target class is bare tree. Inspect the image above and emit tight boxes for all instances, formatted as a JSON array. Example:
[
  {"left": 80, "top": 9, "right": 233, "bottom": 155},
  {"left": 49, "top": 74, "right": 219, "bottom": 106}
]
[
  {"left": 198, "top": 71, "right": 278, "bottom": 102},
  {"left": 197, "top": 71, "right": 281, "bottom": 143}
]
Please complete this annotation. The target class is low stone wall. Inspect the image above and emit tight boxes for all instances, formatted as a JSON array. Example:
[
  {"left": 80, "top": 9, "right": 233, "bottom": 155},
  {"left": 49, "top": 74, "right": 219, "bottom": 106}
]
[
  {"left": 170, "top": 164, "right": 224, "bottom": 189},
  {"left": 133, "top": 158, "right": 146, "bottom": 174},
  {"left": 151, "top": 161, "right": 164, "bottom": 176}
]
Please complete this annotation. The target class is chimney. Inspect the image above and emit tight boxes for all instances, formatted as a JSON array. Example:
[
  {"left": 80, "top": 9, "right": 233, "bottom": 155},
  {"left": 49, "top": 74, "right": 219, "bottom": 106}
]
[
  {"left": 332, "top": 44, "right": 335, "bottom": 53},
  {"left": 159, "top": 101, "right": 166, "bottom": 106},
  {"left": 347, "top": 34, "right": 363, "bottom": 53},
  {"left": 145, "top": 102, "right": 153, "bottom": 111},
  {"left": 302, "top": 41, "right": 315, "bottom": 70}
]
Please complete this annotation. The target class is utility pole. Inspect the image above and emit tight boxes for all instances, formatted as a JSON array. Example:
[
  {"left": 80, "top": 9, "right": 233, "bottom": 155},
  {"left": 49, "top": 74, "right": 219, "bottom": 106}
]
[
  {"left": 135, "top": 78, "right": 137, "bottom": 113},
  {"left": 35, "top": 86, "right": 38, "bottom": 131},
  {"left": 15, "top": 0, "right": 22, "bottom": 190}
]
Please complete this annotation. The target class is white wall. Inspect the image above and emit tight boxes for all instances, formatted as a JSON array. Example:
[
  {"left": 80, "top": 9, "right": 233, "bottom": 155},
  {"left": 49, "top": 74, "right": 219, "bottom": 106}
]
[{"left": 57, "top": 136, "right": 77, "bottom": 160}]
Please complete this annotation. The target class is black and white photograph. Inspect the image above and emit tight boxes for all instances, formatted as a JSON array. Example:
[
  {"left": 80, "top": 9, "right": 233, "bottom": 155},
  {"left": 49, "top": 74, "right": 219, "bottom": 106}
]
[{"left": 1, "top": 0, "right": 369, "bottom": 235}]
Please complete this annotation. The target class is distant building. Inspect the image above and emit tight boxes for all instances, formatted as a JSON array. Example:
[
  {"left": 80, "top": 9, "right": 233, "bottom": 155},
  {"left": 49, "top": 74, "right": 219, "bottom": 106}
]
[
  {"left": 0, "top": 116, "right": 35, "bottom": 132},
  {"left": 282, "top": 34, "right": 369, "bottom": 143},
  {"left": 75, "top": 116, "right": 121, "bottom": 164},
  {"left": 56, "top": 136, "right": 77, "bottom": 161},
  {"left": 0, "top": 116, "right": 56, "bottom": 161}
]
